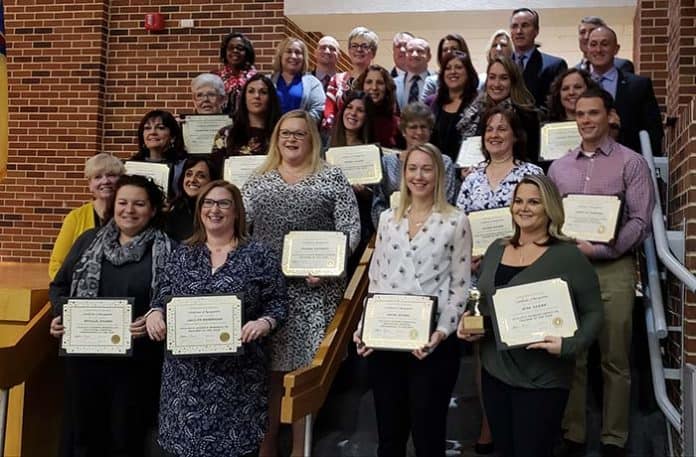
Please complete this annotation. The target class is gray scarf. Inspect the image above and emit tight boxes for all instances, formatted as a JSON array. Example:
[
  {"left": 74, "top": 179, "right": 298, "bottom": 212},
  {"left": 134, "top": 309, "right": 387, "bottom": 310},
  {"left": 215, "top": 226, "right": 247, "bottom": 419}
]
[{"left": 70, "top": 219, "right": 172, "bottom": 299}]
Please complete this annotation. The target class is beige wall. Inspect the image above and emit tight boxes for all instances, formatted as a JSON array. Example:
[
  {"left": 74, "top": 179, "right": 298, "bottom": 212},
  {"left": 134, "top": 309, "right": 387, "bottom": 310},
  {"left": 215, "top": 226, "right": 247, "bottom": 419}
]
[{"left": 290, "top": 7, "right": 634, "bottom": 75}]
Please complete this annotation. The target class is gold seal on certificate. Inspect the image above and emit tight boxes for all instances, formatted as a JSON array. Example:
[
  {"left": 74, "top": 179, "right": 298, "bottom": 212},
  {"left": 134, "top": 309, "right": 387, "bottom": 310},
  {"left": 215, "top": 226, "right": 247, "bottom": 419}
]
[
  {"left": 562, "top": 194, "right": 621, "bottom": 243},
  {"left": 124, "top": 161, "right": 171, "bottom": 196},
  {"left": 166, "top": 294, "right": 244, "bottom": 356},
  {"left": 468, "top": 207, "right": 514, "bottom": 256},
  {"left": 360, "top": 294, "right": 436, "bottom": 351},
  {"left": 456, "top": 136, "right": 484, "bottom": 168},
  {"left": 61, "top": 298, "right": 133, "bottom": 356},
  {"left": 491, "top": 278, "right": 578, "bottom": 350},
  {"left": 325, "top": 144, "right": 383, "bottom": 185},
  {"left": 281, "top": 231, "right": 347, "bottom": 277},
  {"left": 223, "top": 155, "right": 267, "bottom": 189},
  {"left": 540, "top": 122, "right": 581, "bottom": 161},
  {"left": 182, "top": 114, "right": 231, "bottom": 155}
]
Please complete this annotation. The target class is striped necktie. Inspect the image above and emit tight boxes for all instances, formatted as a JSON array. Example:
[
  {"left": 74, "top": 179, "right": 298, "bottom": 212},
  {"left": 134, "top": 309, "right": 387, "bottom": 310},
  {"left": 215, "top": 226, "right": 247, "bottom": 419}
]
[{"left": 408, "top": 75, "right": 421, "bottom": 104}]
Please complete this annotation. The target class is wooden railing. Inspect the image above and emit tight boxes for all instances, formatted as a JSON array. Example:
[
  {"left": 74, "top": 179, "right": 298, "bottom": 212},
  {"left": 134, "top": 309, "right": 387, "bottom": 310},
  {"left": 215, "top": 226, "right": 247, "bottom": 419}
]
[{"left": 280, "top": 242, "right": 373, "bottom": 424}]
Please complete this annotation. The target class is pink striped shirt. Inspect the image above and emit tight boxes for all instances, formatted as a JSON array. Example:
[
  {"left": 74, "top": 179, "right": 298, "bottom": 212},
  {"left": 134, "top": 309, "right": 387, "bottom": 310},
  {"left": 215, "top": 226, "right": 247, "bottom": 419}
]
[{"left": 548, "top": 136, "right": 654, "bottom": 260}]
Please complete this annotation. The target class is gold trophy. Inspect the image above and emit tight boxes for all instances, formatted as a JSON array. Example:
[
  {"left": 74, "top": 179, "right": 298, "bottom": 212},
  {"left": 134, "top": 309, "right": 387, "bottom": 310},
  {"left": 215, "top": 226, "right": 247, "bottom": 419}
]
[{"left": 460, "top": 288, "right": 485, "bottom": 334}]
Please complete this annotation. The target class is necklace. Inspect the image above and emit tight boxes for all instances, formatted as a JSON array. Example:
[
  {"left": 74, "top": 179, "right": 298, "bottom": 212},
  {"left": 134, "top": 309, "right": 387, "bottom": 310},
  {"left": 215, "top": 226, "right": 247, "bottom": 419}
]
[{"left": 407, "top": 207, "right": 433, "bottom": 228}]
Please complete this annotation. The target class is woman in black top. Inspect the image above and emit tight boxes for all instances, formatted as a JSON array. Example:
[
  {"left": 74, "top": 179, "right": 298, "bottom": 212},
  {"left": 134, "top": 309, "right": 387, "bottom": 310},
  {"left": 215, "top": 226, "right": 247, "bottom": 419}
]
[
  {"left": 429, "top": 51, "right": 479, "bottom": 164},
  {"left": 49, "top": 174, "right": 173, "bottom": 457},
  {"left": 165, "top": 157, "right": 220, "bottom": 241}
]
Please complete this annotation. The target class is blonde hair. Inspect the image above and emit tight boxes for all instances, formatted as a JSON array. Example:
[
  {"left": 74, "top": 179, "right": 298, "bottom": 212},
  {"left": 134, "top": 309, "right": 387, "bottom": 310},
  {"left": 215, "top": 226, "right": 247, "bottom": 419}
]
[
  {"left": 257, "top": 110, "right": 323, "bottom": 175},
  {"left": 394, "top": 143, "right": 455, "bottom": 220},
  {"left": 272, "top": 37, "right": 308, "bottom": 74},
  {"left": 84, "top": 153, "right": 125, "bottom": 179},
  {"left": 507, "top": 174, "right": 572, "bottom": 247},
  {"left": 485, "top": 29, "right": 512, "bottom": 64}
]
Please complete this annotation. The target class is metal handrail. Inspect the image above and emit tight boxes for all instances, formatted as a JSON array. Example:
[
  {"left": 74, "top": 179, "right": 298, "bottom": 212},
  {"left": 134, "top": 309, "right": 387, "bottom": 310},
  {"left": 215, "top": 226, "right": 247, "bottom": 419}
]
[
  {"left": 639, "top": 131, "right": 696, "bottom": 292},
  {"left": 643, "top": 236, "right": 668, "bottom": 339}
]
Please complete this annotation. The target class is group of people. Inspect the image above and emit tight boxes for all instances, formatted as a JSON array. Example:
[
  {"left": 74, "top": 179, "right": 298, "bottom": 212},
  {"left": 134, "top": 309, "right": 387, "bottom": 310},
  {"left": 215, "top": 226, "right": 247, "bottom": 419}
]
[{"left": 45, "top": 7, "right": 659, "bottom": 457}]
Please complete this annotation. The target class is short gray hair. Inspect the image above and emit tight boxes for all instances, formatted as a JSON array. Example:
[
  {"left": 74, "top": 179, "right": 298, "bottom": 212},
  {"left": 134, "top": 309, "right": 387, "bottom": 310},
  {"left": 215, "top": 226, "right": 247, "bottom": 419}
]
[
  {"left": 348, "top": 26, "right": 379, "bottom": 53},
  {"left": 191, "top": 73, "right": 225, "bottom": 96},
  {"left": 85, "top": 153, "right": 125, "bottom": 179}
]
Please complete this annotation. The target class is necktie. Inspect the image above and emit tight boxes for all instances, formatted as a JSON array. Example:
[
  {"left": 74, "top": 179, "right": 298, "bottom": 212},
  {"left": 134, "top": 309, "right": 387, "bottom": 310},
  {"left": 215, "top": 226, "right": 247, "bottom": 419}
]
[
  {"left": 408, "top": 75, "right": 421, "bottom": 104},
  {"left": 516, "top": 54, "right": 526, "bottom": 70}
]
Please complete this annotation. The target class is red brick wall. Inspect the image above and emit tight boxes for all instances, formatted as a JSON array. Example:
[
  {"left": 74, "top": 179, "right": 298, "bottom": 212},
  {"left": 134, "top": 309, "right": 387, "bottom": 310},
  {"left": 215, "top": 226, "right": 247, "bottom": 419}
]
[
  {"left": 633, "top": 0, "right": 669, "bottom": 110},
  {"left": 0, "top": 1, "right": 338, "bottom": 262}
]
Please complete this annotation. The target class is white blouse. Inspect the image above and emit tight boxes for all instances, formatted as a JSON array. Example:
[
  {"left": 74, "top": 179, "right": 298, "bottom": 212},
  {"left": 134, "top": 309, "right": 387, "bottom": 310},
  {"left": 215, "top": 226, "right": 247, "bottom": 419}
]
[{"left": 369, "top": 207, "right": 472, "bottom": 336}]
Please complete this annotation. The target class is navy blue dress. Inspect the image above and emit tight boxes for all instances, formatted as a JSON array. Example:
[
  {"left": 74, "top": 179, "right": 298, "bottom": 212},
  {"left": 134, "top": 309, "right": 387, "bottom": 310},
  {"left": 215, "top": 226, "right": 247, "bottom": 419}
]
[{"left": 153, "top": 241, "right": 288, "bottom": 457}]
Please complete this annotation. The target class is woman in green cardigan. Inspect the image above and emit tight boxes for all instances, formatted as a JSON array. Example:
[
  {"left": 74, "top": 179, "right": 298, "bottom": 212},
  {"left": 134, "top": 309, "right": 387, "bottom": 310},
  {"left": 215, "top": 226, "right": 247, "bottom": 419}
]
[{"left": 458, "top": 174, "right": 603, "bottom": 457}]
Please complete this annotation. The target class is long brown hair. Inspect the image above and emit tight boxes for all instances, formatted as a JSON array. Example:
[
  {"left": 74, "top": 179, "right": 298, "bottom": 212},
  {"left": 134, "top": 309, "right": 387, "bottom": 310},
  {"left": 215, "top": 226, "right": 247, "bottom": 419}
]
[{"left": 187, "top": 180, "right": 248, "bottom": 245}]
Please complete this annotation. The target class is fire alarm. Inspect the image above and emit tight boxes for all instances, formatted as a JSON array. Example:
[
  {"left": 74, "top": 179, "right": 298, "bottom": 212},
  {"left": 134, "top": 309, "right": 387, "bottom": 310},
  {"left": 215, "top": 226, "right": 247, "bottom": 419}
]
[{"left": 144, "top": 13, "right": 165, "bottom": 32}]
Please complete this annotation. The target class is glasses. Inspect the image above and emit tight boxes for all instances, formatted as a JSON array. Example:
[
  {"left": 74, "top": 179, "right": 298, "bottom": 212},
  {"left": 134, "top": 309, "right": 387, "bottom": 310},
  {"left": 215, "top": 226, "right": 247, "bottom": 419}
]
[
  {"left": 349, "top": 43, "right": 371, "bottom": 52},
  {"left": 202, "top": 198, "right": 233, "bottom": 209},
  {"left": 279, "top": 129, "right": 308, "bottom": 140},
  {"left": 194, "top": 92, "right": 221, "bottom": 101}
]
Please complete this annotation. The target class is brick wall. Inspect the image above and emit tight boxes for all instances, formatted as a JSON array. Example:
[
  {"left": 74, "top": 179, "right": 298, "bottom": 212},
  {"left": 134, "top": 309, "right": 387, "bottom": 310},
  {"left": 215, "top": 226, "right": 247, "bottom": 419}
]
[
  {"left": 0, "top": 1, "right": 339, "bottom": 262},
  {"left": 633, "top": 0, "right": 669, "bottom": 110}
]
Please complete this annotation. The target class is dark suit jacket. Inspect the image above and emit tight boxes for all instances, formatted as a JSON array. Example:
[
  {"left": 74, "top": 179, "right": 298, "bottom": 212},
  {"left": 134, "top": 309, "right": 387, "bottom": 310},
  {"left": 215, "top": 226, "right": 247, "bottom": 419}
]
[
  {"left": 522, "top": 48, "right": 568, "bottom": 108},
  {"left": 614, "top": 69, "right": 663, "bottom": 155},
  {"left": 574, "top": 57, "right": 634, "bottom": 74}
]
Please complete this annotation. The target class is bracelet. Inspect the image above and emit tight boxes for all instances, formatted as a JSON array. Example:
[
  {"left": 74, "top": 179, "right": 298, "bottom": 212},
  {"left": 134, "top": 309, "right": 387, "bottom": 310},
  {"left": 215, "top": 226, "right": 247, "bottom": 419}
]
[{"left": 260, "top": 316, "right": 274, "bottom": 331}]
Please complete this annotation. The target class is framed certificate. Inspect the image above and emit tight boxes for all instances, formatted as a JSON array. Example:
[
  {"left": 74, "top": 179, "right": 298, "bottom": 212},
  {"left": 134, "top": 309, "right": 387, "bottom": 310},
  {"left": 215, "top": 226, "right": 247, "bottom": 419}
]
[
  {"left": 60, "top": 298, "right": 133, "bottom": 356},
  {"left": 490, "top": 278, "right": 578, "bottom": 351},
  {"left": 456, "top": 136, "right": 484, "bottom": 168},
  {"left": 124, "top": 161, "right": 171, "bottom": 196},
  {"left": 540, "top": 122, "right": 581, "bottom": 161},
  {"left": 181, "top": 114, "right": 231, "bottom": 155},
  {"left": 468, "top": 207, "right": 514, "bottom": 256},
  {"left": 325, "top": 144, "right": 383, "bottom": 185},
  {"left": 166, "top": 294, "right": 244, "bottom": 356},
  {"left": 223, "top": 155, "right": 267, "bottom": 188},
  {"left": 281, "top": 231, "right": 348, "bottom": 277},
  {"left": 562, "top": 194, "right": 621, "bottom": 243},
  {"left": 360, "top": 293, "right": 437, "bottom": 351}
]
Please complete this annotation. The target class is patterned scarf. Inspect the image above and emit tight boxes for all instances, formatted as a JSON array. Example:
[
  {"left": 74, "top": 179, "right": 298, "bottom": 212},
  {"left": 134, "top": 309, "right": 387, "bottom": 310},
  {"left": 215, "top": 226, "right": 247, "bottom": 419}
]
[{"left": 70, "top": 219, "right": 172, "bottom": 299}]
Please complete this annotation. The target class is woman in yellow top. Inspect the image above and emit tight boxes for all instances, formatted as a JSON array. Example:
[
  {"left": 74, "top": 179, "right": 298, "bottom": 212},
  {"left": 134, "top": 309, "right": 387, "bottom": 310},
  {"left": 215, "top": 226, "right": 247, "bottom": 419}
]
[{"left": 48, "top": 153, "right": 125, "bottom": 279}]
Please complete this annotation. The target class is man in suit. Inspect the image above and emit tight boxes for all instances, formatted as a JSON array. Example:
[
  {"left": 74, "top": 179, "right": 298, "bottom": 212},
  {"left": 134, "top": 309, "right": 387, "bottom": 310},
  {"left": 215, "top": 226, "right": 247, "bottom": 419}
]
[
  {"left": 587, "top": 26, "right": 663, "bottom": 154},
  {"left": 575, "top": 16, "right": 634, "bottom": 74},
  {"left": 394, "top": 37, "right": 431, "bottom": 111},
  {"left": 311, "top": 35, "right": 340, "bottom": 91},
  {"left": 390, "top": 32, "right": 414, "bottom": 79},
  {"left": 510, "top": 8, "right": 567, "bottom": 108}
]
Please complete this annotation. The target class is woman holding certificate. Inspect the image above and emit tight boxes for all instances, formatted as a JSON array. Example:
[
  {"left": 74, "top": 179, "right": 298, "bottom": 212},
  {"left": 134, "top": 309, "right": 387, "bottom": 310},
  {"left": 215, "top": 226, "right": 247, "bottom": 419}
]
[
  {"left": 457, "top": 175, "right": 603, "bottom": 457},
  {"left": 49, "top": 174, "right": 173, "bottom": 457},
  {"left": 271, "top": 38, "right": 326, "bottom": 123},
  {"left": 130, "top": 109, "right": 189, "bottom": 198},
  {"left": 145, "top": 180, "right": 288, "bottom": 457},
  {"left": 371, "top": 102, "right": 456, "bottom": 227},
  {"left": 354, "top": 143, "right": 472, "bottom": 457},
  {"left": 456, "top": 56, "right": 541, "bottom": 165},
  {"left": 49, "top": 153, "right": 125, "bottom": 279},
  {"left": 210, "top": 74, "right": 282, "bottom": 170},
  {"left": 165, "top": 157, "right": 219, "bottom": 241},
  {"left": 242, "top": 109, "right": 360, "bottom": 456},
  {"left": 213, "top": 32, "right": 257, "bottom": 115}
]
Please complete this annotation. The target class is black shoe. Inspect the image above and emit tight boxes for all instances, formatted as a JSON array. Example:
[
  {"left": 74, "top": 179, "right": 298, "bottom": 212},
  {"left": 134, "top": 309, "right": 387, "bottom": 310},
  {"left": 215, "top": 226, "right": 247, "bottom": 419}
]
[
  {"left": 474, "top": 441, "right": 495, "bottom": 455},
  {"left": 601, "top": 443, "right": 626, "bottom": 457},
  {"left": 554, "top": 439, "right": 586, "bottom": 457}
]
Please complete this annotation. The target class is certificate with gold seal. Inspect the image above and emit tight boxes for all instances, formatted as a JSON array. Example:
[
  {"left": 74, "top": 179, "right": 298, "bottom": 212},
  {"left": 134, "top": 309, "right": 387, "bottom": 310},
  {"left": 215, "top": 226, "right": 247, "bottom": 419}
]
[
  {"left": 223, "top": 155, "right": 267, "bottom": 188},
  {"left": 124, "top": 161, "right": 171, "bottom": 196},
  {"left": 456, "top": 136, "right": 484, "bottom": 168},
  {"left": 540, "top": 122, "right": 581, "bottom": 161},
  {"left": 281, "top": 231, "right": 348, "bottom": 277},
  {"left": 562, "top": 194, "right": 621, "bottom": 243},
  {"left": 181, "top": 114, "right": 231, "bottom": 155},
  {"left": 360, "top": 293, "right": 436, "bottom": 351},
  {"left": 491, "top": 278, "right": 577, "bottom": 350},
  {"left": 468, "top": 207, "right": 514, "bottom": 256},
  {"left": 166, "top": 294, "right": 244, "bottom": 356},
  {"left": 325, "top": 144, "right": 383, "bottom": 185},
  {"left": 61, "top": 298, "right": 133, "bottom": 356}
]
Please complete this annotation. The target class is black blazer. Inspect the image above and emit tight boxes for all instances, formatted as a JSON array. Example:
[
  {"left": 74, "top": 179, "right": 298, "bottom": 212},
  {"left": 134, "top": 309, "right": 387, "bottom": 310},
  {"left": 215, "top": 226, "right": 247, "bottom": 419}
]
[
  {"left": 614, "top": 69, "right": 663, "bottom": 155},
  {"left": 522, "top": 48, "right": 568, "bottom": 109}
]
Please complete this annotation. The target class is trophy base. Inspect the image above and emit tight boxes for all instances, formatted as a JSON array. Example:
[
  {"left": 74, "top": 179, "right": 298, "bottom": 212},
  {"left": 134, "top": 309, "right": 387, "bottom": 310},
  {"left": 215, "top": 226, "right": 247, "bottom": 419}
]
[{"left": 462, "top": 316, "right": 485, "bottom": 335}]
